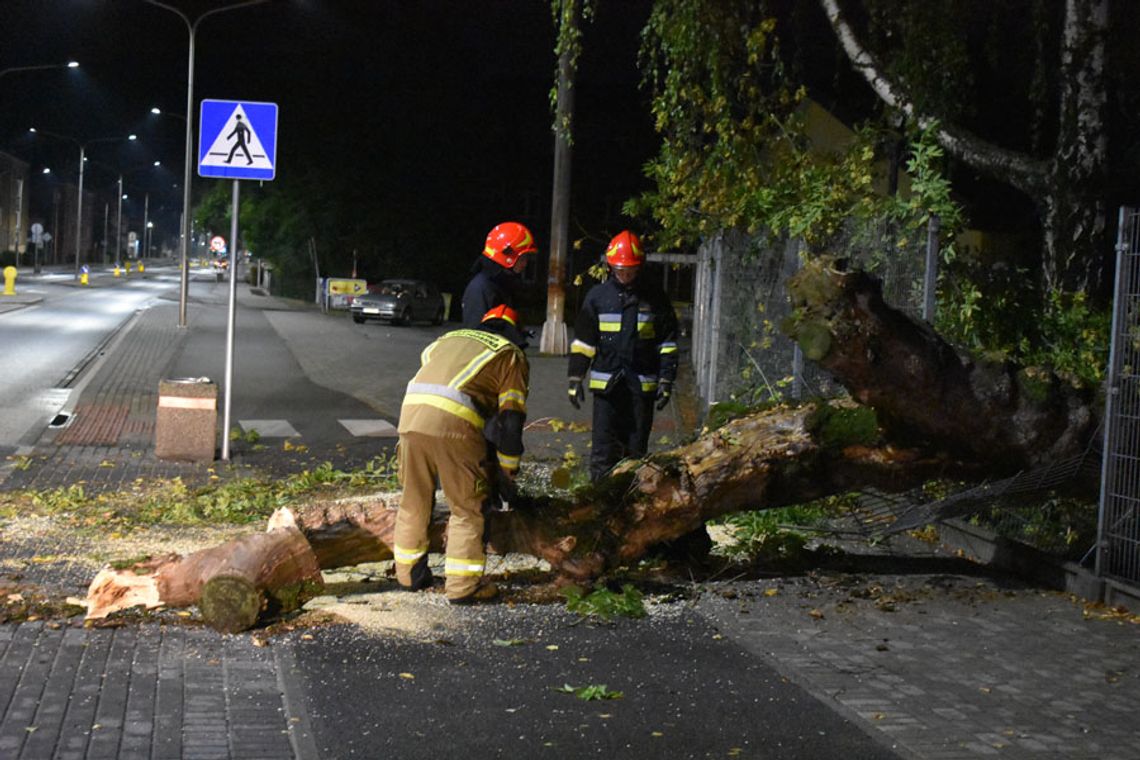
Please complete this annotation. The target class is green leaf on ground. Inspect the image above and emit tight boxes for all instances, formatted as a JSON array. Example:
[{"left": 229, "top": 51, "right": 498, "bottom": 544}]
[{"left": 555, "top": 683, "right": 624, "bottom": 701}]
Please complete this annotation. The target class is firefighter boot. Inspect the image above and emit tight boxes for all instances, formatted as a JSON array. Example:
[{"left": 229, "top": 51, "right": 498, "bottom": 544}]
[{"left": 448, "top": 581, "right": 499, "bottom": 605}]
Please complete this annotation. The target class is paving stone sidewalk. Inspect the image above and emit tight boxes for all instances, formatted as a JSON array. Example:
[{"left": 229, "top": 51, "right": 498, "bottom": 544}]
[
  {"left": 697, "top": 571, "right": 1140, "bottom": 760},
  {"left": 0, "top": 623, "right": 315, "bottom": 760}
]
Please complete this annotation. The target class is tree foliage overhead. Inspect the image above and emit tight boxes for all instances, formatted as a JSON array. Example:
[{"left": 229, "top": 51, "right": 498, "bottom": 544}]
[
  {"left": 628, "top": 0, "right": 1118, "bottom": 384},
  {"left": 629, "top": 0, "right": 959, "bottom": 259}
]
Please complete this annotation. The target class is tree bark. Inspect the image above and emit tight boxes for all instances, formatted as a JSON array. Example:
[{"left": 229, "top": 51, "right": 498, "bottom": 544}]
[{"left": 86, "top": 262, "right": 1099, "bottom": 625}]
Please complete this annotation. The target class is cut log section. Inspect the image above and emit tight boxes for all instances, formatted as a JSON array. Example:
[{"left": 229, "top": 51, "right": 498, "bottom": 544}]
[{"left": 86, "top": 518, "right": 323, "bottom": 633}]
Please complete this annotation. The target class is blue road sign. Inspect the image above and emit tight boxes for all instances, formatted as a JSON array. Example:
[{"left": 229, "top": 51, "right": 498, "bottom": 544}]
[{"left": 198, "top": 99, "right": 278, "bottom": 181}]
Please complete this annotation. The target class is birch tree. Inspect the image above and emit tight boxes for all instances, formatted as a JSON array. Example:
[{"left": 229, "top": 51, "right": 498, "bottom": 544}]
[{"left": 820, "top": 0, "right": 1110, "bottom": 296}]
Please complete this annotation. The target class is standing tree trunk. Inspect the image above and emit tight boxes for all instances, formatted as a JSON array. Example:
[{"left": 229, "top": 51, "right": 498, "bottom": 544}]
[{"left": 819, "top": 0, "right": 1110, "bottom": 296}]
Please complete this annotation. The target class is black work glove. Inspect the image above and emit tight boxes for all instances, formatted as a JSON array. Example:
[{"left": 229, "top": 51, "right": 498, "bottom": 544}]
[
  {"left": 568, "top": 378, "right": 585, "bottom": 410},
  {"left": 497, "top": 468, "right": 519, "bottom": 502},
  {"left": 655, "top": 380, "right": 673, "bottom": 411}
]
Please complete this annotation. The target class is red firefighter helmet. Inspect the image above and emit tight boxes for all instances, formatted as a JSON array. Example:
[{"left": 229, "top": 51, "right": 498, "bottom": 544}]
[
  {"left": 482, "top": 303, "right": 519, "bottom": 326},
  {"left": 483, "top": 222, "right": 537, "bottom": 268},
  {"left": 604, "top": 230, "right": 644, "bottom": 268}
]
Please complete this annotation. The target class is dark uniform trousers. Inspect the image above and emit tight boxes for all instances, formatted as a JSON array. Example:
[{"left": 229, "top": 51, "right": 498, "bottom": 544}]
[{"left": 590, "top": 375, "right": 656, "bottom": 482}]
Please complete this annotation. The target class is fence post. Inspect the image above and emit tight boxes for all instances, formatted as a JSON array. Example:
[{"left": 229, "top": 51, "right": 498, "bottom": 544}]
[
  {"left": 1096, "top": 206, "right": 1134, "bottom": 579},
  {"left": 791, "top": 239, "right": 806, "bottom": 399},
  {"left": 922, "top": 213, "right": 941, "bottom": 322},
  {"left": 707, "top": 239, "right": 724, "bottom": 406}
]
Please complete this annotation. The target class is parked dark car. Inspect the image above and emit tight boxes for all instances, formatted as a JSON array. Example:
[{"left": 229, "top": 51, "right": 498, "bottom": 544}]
[{"left": 350, "top": 279, "right": 446, "bottom": 325}]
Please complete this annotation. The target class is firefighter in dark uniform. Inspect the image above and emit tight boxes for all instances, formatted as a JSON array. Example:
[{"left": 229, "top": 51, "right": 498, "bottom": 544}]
[
  {"left": 461, "top": 221, "right": 536, "bottom": 328},
  {"left": 568, "top": 230, "right": 679, "bottom": 481},
  {"left": 395, "top": 305, "right": 530, "bottom": 603}
]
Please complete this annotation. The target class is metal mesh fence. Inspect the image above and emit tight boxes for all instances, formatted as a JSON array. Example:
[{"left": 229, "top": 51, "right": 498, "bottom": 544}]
[
  {"left": 1097, "top": 207, "right": 1140, "bottom": 585},
  {"left": 690, "top": 215, "right": 1108, "bottom": 560},
  {"left": 692, "top": 218, "right": 930, "bottom": 406}
]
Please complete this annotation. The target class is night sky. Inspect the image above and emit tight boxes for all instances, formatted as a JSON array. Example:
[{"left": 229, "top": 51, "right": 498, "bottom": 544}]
[{"left": 1, "top": 0, "right": 656, "bottom": 288}]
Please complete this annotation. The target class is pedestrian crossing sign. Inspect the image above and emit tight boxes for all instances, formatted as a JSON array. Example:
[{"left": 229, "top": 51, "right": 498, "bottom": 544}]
[{"left": 198, "top": 99, "right": 278, "bottom": 180}]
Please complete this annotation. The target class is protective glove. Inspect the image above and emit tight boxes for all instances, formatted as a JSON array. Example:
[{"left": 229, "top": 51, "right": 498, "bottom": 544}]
[
  {"left": 568, "top": 378, "right": 585, "bottom": 410},
  {"left": 497, "top": 468, "right": 519, "bottom": 502},
  {"left": 655, "top": 380, "right": 673, "bottom": 411}
]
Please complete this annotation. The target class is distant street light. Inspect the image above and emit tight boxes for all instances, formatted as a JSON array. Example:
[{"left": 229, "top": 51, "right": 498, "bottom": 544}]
[
  {"left": 143, "top": 0, "right": 271, "bottom": 328},
  {"left": 149, "top": 106, "right": 186, "bottom": 122},
  {"left": 0, "top": 60, "right": 79, "bottom": 80},
  {"left": 28, "top": 128, "right": 137, "bottom": 280}
]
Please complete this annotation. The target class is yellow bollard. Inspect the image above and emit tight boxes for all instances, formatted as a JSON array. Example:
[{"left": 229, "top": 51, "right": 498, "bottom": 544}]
[
  {"left": 114, "top": 265, "right": 121, "bottom": 277},
  {"left": 2, "top": 266, "right": 15, "bottom": 295},
  {"left": 80, "top": 272, "right": 89, "bottom": 286}
]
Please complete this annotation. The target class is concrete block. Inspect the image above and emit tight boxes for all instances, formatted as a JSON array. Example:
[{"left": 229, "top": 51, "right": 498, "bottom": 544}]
[{"left": 155, "top": 378, "right": 217, "bottom": 462}]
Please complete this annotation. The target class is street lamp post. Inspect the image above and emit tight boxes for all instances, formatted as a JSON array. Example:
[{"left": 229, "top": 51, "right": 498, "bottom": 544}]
[
  {"left": 116, "top": 175, "right": 124, "bottom": 263},
  {"left": 0, "top": 61, "right": 78, "bottom": 80},
  {"left": 143, "top": 0, "right": 270, "bottom": 328},
  {"left": 143, "top": 193, "right": 150, "bottom": 258},
  {"left": 108, "top": 160, "right": 162, "bottom": 262},
  {"left": 29, "top": 128, "right": 136, "bottom": 279}
]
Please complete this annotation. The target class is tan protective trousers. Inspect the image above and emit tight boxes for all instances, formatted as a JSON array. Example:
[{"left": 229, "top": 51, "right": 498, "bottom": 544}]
[{"left": 395, "top": 431, "right": 491, "bottom": 600}]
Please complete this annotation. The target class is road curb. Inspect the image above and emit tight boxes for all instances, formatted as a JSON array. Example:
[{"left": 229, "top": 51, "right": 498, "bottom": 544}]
[{"left": 937, "top": 517, "right": 1140, "bottom": 610}]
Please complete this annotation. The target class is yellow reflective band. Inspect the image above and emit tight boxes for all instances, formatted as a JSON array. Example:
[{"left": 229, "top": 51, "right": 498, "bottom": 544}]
[
  {"left": 637, "top": 322, "right": 656, "bottom": 338},
  {"left": 570, "top": 339, "right": 596, "bottom": 357},
  {"left": 641, "top": 380, "right": 658, "bottom": 392},
  {"left": 448, "top": 349, "right": 496, "bottom": 389},
  {"left": 598, "top": 321, "right": 621, "bottom": 332},
  {"left": 660, "top": 342, "right": 678, "bottom": 354},
  {"left": 394, "top": 544, "right": 428, "bottom": 564},
  {"left": 445, "top": 557, "right": 485, "bottom": 576},
  {"left": 403, "top": 393, "right": 485, "bottom": 429},
  {"left": 588, "top": 378, "right": 608, "bottom": 390},
  {"left": 499, "top": 389, "right": 526, "bottom": 407},
  {"left": 442, "top": 329, "right": 512, "bottom": 352},
  {"left": 497, "top": 451, "right": 520, "bottom": 469}
]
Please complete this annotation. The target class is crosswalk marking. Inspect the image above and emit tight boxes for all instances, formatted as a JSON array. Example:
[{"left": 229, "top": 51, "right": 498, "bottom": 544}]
[
  {"left": 238, "top": 419, "right": 397, "bottom": 438},
  {"left": 239, "top": 419, "right": 300, "bottom": 438},
  {"left": 339, "top": 419, "right": 398, "bottom": 437}
]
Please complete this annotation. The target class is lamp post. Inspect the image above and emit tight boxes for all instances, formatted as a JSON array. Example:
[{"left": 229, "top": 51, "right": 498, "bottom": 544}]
[
  {"left": 0, "top": 60, "right": 78, "bottom": 80},
  {"left": 28, "top": 128, "right": 137, "bottom": 279},
  {"left": 116, "top": 177, "right": 124, "bottom": 263},
  {"left": 143, "top": 0, "right": 270, "bottom": 328}
]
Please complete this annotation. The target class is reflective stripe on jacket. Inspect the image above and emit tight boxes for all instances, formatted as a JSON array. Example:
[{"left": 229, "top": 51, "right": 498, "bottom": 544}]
[
  {"left": 399, "top": 329, "right": 529, "bottom": 452},
  {"left": 569, "top": 277, "right": 678, "bottom": 396}
]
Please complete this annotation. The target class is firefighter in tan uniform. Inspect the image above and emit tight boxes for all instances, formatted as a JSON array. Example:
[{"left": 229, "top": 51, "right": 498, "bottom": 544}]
[{"left": 394, "top": 305, "right": 530, "bottom": 603}]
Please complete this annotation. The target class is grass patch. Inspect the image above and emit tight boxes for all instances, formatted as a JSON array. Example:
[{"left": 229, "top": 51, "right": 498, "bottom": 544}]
[{"left": 0, "top": 454, "right": 401, "bottom": 530}]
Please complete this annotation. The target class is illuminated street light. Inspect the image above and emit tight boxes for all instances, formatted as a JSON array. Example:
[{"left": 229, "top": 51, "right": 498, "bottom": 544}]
[
  {"left": 150, "top": 106, "right": 186, "bottom": 122},
  {"left": 28, "top": 128, "right": 138, "bottom": 279},
  {"left": 143, "top": 0, "right": 271, "bottom": 328},
  {"left": 0, "top": 60, "right": 79, "bottom": 79}
]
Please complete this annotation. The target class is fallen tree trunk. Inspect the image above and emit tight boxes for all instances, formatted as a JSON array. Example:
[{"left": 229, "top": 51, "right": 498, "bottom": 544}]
[
  {"left": 87, "top": 524, "right": 323, "bottom": 632},
  {"left": 87, "top": 259, "right": 1100, "bottom": 628},
  {"left": 783, "top": 257, "right": 1097, "bottom": 469}
]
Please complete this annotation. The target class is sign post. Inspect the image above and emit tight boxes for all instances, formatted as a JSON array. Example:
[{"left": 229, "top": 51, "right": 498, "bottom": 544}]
[{"left": 198, "top": 98, "right": 278, "bottom": 461}]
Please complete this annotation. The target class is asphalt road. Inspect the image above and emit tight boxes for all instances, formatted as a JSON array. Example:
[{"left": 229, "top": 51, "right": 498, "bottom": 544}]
[
  {"left": 0, "top": 274, "right": 175, "bottom": 452},
  {"left": 293, "top": 600, "right": 900, "bottom": 760}
]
